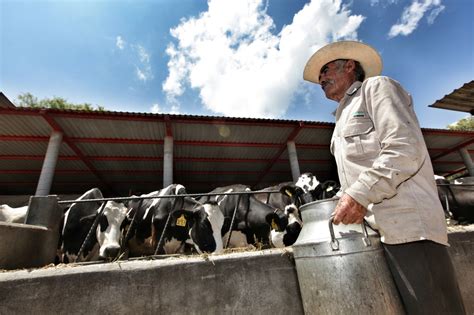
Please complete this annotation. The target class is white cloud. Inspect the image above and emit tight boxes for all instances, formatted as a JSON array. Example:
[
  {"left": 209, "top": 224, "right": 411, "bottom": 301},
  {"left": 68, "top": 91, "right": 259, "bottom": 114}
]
[
  {"left": 426, "top": 4, "right": 445, "bottom": 25},
  {"left": 116, "top": 36, "right": 126, "bottom": 50},
  {"left": 151, "top": 103, "right": 161, "bottom": 113},
  {"left": 162, "top": 0, "right": 364, "bottom": 118},
  {"left": 388, "top": 0, "right": 444, "bottom": 38},
  {"left": 370, "top": 0, "right": 398, "bottom": 7},
  {"left": 115, "top": 37, "right": 153, "bottom": 82},
  {"left": 137, "top": 45, "right": 150, "bottom": 63},
  {"left": 134, "top": 45, "right": 153, "bottom": 82}
]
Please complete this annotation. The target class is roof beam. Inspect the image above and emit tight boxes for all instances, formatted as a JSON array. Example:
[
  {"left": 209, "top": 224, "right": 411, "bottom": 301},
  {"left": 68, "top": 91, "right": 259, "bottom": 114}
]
[
  {"left": 39, "top": 110, "right": 116, "bottom": 195},
  {"left": 254, "top": 122, "right": 304, "bottom": 187},
  {"left": 431, "top": 138, "right": 474, "bottom": 161}
]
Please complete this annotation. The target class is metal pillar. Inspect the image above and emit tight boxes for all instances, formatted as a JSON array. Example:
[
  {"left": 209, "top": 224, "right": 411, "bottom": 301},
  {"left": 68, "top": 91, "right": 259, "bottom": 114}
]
[
  {"left": 163, "top": 136, "right": 173, "bottom": 187},
  {"left": 35, "top": 131, "right": 63, "bottom": 196},
  {"left": 459, "top": 148, "right": 474, "bottom": 176},
  {"left": 287, "top": 141, "right": 301, "bottom": 182}
]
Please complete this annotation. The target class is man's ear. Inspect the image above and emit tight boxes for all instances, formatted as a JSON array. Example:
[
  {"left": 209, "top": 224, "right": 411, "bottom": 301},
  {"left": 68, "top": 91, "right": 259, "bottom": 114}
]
[{"left": 345, "top": 59, "right": 356, "bottom": 74}]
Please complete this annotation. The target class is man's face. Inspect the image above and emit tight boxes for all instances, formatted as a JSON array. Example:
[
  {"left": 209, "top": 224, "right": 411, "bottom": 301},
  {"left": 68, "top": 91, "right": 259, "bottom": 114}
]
[{"left": 319, "top": 60, "right": 354, "bottom": 102}]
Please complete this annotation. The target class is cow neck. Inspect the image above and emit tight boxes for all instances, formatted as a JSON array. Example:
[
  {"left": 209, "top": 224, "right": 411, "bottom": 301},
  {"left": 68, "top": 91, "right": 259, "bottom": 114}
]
[
  {"left": 154, "top": 196, "right": 185, "bottom": 255},
  {"left": 122, "top": 199, "right": 144, "bottom": 246}
]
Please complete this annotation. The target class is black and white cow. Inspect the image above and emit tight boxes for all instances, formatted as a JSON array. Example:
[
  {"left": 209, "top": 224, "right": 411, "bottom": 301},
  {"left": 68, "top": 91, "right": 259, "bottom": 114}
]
[
  {"left": 435, "top": 175, "right": 474, "bottom": 222},
  {"left": 60, "top": 188, "right": 129, "bottom": 262},
  {"left": 254, "top": 182, "right": 304, "bottom": 248},
  {"left": 125, "top": 184, "right": 225, "bottom": 256},
  {"left": 0, "top": 205, "right": 28, "bottom": 223},
  {"left": 254, "top": 173, "right": 341, "bottom": 247},
  {"left": 198, "top": 184, "right": 288, "bottom": 249}
]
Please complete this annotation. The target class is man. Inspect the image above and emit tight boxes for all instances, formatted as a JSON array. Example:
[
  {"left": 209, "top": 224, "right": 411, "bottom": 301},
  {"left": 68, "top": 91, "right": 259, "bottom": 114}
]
[{"left": 303, "top": 41, "right": 465, "bottom": 314}]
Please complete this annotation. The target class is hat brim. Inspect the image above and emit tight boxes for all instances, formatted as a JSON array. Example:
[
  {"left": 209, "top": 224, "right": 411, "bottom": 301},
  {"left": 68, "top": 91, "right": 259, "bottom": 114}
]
[{"left": 303, "top": 41, "right": 383, "bottom": 84}]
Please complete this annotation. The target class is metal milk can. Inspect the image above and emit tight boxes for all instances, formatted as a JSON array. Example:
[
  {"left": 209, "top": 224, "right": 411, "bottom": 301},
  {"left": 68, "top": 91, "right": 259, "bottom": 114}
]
[{"left": 292, "top": 198, "right": 404, "bottom": 314}]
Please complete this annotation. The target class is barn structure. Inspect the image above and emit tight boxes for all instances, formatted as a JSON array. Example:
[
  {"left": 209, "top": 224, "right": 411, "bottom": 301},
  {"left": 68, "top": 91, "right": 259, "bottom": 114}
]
[{"left": 0, "top": 88, "right": 473, "bottom": 201}]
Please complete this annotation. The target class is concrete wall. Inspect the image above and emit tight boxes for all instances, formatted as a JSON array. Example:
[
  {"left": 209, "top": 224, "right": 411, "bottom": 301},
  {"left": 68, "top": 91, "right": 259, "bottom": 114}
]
[
  {"left": 0, "top": 230, "right": 472, "bottom": 315},
  {"left": 0, "top": 249, "right": 303, "bottom": 315}
]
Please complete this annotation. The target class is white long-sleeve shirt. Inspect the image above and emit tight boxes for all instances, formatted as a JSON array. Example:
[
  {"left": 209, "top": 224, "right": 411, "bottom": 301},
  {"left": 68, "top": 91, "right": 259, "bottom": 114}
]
[{"left": 330, "top": 76, "right": 448, "bottom": 245}]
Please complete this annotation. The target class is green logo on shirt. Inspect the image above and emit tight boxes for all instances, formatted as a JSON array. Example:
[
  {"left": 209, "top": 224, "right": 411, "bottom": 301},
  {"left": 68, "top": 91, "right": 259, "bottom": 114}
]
[{"left": 353, "top": 111, "right": 366, "bottom": 118}]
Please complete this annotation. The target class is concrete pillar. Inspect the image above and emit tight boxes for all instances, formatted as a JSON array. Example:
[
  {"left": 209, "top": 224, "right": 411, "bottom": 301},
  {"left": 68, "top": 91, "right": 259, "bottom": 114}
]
[
  {"left": 35, "top": 131, "right": 63, "bottom": 196},
  {"left": 459, "top": 148, "right": 474, "bottom": 176},
  {"left": 163, "top": 136, "right": 173, "bottom": 187},
  {"left": 287, "top": 141, "right": 301, "bottom": 182}
]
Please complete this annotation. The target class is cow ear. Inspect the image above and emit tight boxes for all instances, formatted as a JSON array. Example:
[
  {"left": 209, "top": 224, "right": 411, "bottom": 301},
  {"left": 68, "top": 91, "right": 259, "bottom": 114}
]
[
  {"left": 171, "top": 210, "right": 194, "bottom": 228},
  {"left": 265, "top": 213, "right": 285, "bottom": 232},
  {"left": 280, "top": 185, "right": 304, "bottom": 198},
  {"left": 280, "top": 185, "right": 295, "bottom": 197}
]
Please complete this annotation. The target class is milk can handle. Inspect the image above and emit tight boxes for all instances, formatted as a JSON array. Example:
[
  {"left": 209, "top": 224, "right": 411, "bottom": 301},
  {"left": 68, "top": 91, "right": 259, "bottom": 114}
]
[{"left": 328, "top": 216, "right": 371, "bottom": 251}]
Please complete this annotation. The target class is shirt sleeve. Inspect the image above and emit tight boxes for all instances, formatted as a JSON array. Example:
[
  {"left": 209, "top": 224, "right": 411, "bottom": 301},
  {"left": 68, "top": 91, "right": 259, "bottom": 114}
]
[{"left": 345, "top": 77, "right": 427, "bottom": 208}]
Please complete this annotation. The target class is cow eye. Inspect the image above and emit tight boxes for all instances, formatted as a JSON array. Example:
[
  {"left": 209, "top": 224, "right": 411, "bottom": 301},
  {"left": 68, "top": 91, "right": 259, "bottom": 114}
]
[{"left": 99, "top": 215, "right": 109, "bottom": 232}]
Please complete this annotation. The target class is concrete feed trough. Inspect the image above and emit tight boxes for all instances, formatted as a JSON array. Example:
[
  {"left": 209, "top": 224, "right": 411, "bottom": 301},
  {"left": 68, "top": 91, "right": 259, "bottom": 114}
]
[{"left": 0, "top": 196, "right": 63, "bottom": 270}]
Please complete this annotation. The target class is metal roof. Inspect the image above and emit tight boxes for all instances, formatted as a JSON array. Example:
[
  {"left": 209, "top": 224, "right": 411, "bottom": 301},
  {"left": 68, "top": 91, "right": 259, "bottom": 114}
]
[
  {"left": 0, "top": 106, "right": 473, "bottom": 197},
  {"left": 429, "top": 80, "right": 474, "bottom": 114}
]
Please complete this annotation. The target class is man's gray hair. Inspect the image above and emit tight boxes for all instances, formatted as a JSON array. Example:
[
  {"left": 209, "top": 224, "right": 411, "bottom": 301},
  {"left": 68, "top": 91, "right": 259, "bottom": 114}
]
[{"left": 334, "top": 59, "right": 366, "bottom": 82}]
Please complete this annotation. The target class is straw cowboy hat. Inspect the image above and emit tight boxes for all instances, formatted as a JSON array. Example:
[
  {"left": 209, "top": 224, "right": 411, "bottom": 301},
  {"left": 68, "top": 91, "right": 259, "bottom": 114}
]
[{"left": 303, "top": 40, "right": 383, "bottom": 84}]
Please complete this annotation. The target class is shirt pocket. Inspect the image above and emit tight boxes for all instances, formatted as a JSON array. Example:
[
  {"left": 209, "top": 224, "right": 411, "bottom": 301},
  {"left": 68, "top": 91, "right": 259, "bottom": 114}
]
[{"left": 342, "top": 118, "right": 380, "bottom": 161}]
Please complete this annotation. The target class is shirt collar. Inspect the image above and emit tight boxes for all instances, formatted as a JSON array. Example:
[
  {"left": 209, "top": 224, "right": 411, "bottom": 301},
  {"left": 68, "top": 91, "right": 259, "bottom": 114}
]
[
  {"left": 332, "top": 81, "right": 362, "bottom": 117},
  {"left": 346, "top": 81, "right": 362, "bottom": 96},
  {"left": 338, "top": 81, "right": 362, "bottom": 105}
]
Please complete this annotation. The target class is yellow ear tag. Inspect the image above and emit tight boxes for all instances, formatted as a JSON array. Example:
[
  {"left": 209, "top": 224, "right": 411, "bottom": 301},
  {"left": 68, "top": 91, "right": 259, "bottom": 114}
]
[
  {"left": 271, "top": 219, "right": 278, "bottom": 230},
  {"left": 285, "top": 189, "right": 292, "bottom": 197},
  {"left": 176, "top": 214, "right": 187, "bottom": 227}
]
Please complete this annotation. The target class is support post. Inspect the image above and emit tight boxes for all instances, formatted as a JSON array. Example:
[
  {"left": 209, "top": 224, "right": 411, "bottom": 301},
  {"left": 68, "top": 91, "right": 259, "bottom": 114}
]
[
  {"left": 35, "top": 131, "right": 63, "bottom": 196},
  {"left": 459, "top": 148, "right": 474, "bottom": 176},
  {"left": 287, "top": 141, "right": 301, "bottom": 182},
  {"left": 163, "top": 136, "right": 174, "bottom": 187}
]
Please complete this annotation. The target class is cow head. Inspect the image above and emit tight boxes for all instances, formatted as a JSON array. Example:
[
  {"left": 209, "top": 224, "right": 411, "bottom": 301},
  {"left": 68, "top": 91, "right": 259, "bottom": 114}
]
[
  {"left": 171, "top": 201, "right": 225, "bottom": 254},
  {"left": 96, "top": 200, "right": 129, "bottom": 260}
]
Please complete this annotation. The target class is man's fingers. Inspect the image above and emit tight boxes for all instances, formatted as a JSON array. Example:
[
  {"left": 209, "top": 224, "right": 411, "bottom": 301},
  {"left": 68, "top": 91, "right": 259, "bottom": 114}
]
[{"left": 331, "top": 211, "right": 342, "bottom": 225}]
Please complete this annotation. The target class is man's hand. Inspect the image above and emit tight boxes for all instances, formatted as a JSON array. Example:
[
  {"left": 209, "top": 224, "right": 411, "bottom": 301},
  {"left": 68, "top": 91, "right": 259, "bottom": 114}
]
[{"left": 332, "top": 193, "right": 367, "bottom": 225}]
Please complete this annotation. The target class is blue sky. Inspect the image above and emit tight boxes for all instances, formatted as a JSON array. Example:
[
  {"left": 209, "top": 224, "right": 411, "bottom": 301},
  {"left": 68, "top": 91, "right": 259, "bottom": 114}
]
[{"left": 1, "top": 0, "right": 473, "bottom": 128}]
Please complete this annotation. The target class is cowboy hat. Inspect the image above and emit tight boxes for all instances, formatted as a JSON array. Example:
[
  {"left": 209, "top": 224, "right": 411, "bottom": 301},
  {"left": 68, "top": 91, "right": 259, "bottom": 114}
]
[{"left": 303, "top": 40, "right": 383, "bottom": 84}]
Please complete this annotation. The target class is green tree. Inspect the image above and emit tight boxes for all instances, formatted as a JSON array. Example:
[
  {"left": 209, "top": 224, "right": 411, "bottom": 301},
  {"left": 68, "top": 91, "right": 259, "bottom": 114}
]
[
  {"left": 16, "top": 92, "right": 105, "bottom": 111},
  {"left": 447, "top": 116, "right": 474, "bottom": 131}
]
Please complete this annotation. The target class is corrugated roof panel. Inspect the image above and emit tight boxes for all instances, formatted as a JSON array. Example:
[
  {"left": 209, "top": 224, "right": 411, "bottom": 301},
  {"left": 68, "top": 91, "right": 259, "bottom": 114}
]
[
  {"left": 0, "top": 159, "right": 86, "bottom": 171},
  {"left": 0, "top": 141, "right": 76, "bottom": 156},
  {"left": 172, "top": 122, "right": 294, "bottom": 143},
  {"left": 424, "top": 134, "right": 468, "bottom": 148},
  {"left": 76, "top": 142, "right": 164, "bottom": 157},
  {"left": 281, "top": 147, "right": 333, "bottom": 160},
  {"left": 56, "top": 160, "right": 89, "bottom": 170},
  {"left": 0, "top": 115, "right": 51, "bottom": 136},
  {"left": 175, "top": 145, "right": 279, "bottom": 159},
  {"left": 53, "top": 172, "right": 98, "bottom": 183},
  {"left": 175, "top": 161, "right": 266, "bottom": 172},
  {"left": 91, "top": 160, "right": 163, "bottom": 171},
  {"left": 295, "top": 127, "right": 334, "bottom": 145},
  {"left": 429, "top": 80, "right": 474, "bottom": 113},
  {"left": 55, "top": 117, "right": 167, "bottom": 140},
  {"left": 0, "top": 173, "right": 40, "bottom": 182},
  {"left": 176, "top": 172, "right": 260, "bottom": 184}
]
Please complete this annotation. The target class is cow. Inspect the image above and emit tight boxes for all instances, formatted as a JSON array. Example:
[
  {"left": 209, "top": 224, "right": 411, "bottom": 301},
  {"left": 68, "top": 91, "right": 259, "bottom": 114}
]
[
  {"left": 0, "top": 205, "right": 28, "bottom": 224},
  {"left": 295, "top": 172, "right": 340, "bottom": 203},
  {"left": 198, "top": 184, "right": 288, "bottom": 249},
  {"left": 59, "top": 188, "right": 129, "bottom": 263},
  {"left": 125, "top": 184, "right": 225, "bottom": 256},
  {"left": 435, "top": 175, "right": 474, "bottom": 222},
  {"left": 254, "top": 173, "right": 341, "bottom": 247},
  {"left": 254, "top": 182, "right": 303, "bottom": 248}
]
